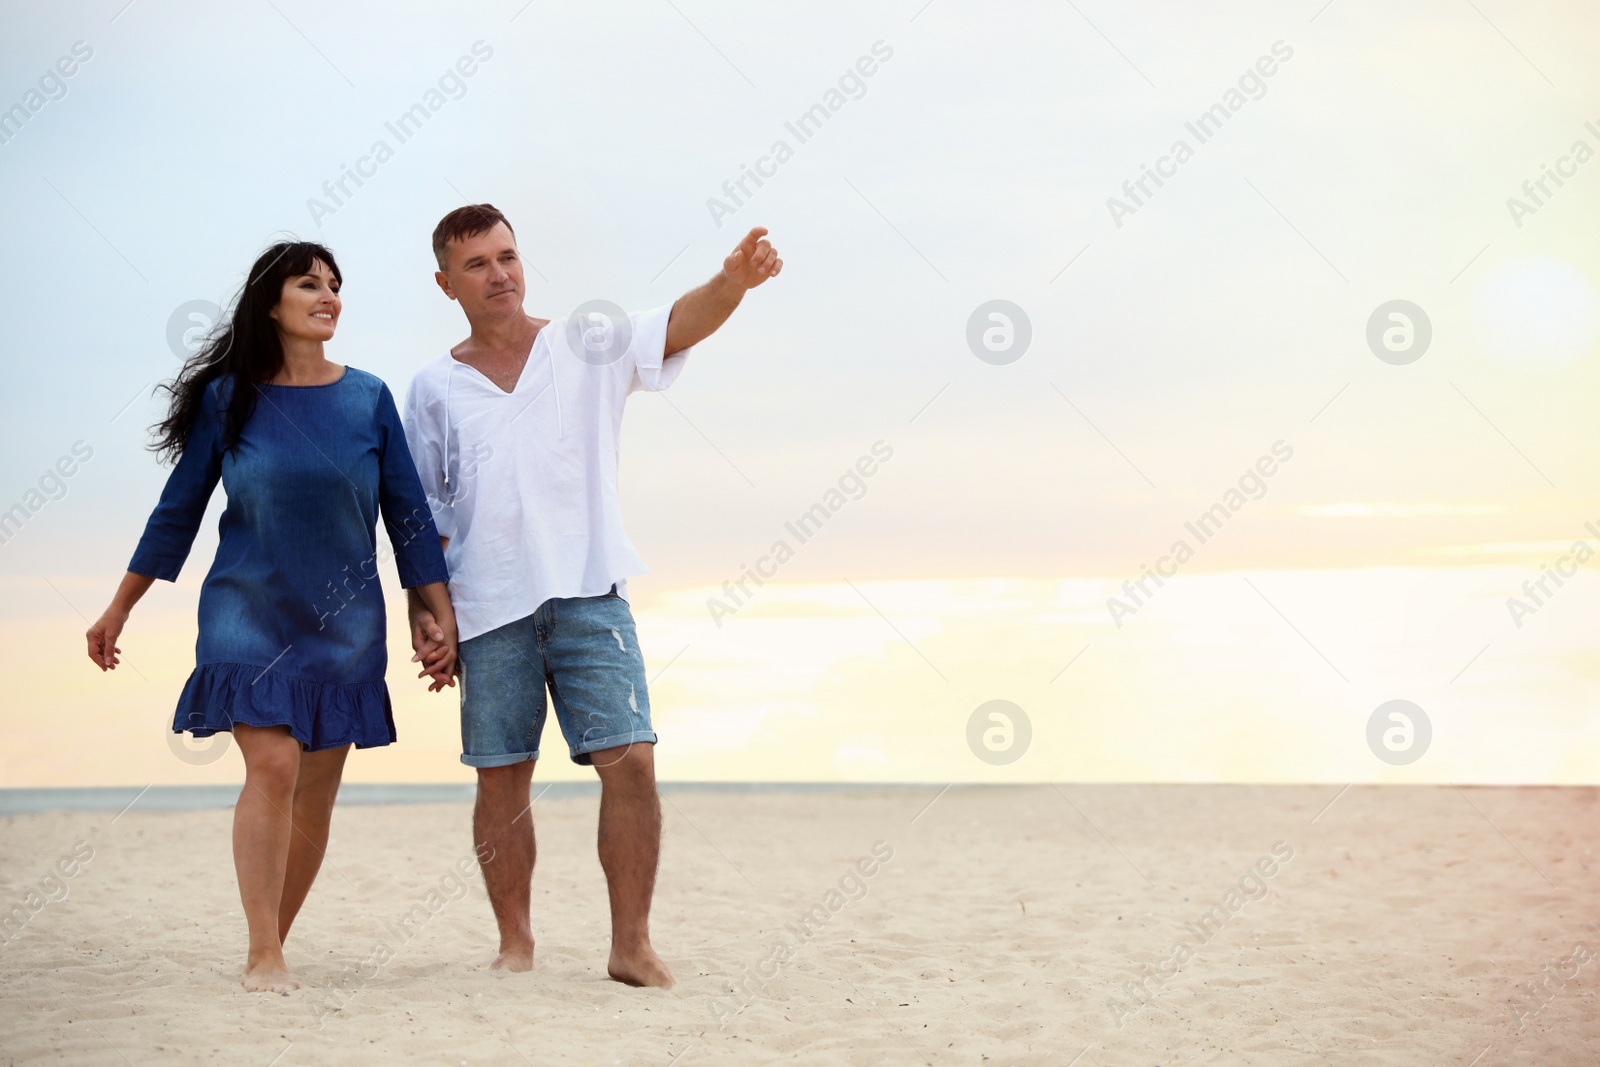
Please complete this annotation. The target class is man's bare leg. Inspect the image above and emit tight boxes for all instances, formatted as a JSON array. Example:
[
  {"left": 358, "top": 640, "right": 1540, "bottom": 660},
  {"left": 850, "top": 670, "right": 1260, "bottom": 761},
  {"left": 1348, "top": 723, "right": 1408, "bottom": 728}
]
[
  {"left": 232, "top": 724, "right": 302, "bottom": 993},
  {"left": 277, "top": 744, "right": 351, "bottom": 943},
  {"left": 475, "top": 761, "right": 536, "bottom": 970},
  {"left": 591, "top": 742, "right": 674, "bottom": 988}
]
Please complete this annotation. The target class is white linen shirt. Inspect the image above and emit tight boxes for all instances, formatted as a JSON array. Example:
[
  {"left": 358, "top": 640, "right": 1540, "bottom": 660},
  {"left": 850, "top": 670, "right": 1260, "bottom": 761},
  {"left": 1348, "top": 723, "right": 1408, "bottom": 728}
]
[{"left": 401, "top": 304, "right": 689, "bottom": 642}]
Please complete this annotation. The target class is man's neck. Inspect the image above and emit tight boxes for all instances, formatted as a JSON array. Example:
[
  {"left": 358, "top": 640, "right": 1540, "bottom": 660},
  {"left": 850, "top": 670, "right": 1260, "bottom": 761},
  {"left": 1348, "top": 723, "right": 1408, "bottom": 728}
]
[{"left": 459, "top": 309, "right": 545, "bottom": 361}]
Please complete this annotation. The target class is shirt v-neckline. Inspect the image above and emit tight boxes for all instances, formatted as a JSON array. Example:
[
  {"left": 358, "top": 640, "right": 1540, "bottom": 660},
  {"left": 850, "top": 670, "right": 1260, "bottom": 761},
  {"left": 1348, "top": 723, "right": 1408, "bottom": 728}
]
[{"left": 451, "top": 323, "right": 550, "bottom": 396}]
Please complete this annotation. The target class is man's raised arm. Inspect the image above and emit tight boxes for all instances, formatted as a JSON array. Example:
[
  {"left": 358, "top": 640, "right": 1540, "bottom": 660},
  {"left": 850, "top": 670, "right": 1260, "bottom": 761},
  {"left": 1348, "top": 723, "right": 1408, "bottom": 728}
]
[{"left": 664, "top": 226, "right": 783, "bottom": 355}]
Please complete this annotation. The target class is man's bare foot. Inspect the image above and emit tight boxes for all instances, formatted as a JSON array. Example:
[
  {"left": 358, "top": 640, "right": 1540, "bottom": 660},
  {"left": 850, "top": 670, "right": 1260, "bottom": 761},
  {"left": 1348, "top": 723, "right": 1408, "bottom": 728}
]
[
  {"left": 608, "top": 943, "right": 675, "bottom": 988},
  {"left": 242, "top": 956, "right": 300, "bottom": 993},
  {"left": 489, "top": 937, "right": 534, "bottom": 972}
]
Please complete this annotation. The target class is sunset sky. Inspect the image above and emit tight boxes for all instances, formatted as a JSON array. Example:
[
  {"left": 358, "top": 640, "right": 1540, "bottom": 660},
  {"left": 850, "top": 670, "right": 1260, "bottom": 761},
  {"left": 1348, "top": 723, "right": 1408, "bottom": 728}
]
[{"left": 2, "top": 0, "right": 1597, "bottom": 786}]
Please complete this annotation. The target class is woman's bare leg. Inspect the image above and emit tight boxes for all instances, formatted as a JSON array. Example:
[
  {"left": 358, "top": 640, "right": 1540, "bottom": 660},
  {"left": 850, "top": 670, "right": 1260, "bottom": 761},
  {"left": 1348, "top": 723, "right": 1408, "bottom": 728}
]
[
  {"left": 232, "top": 723, "right": 303, "bottom": 992},
  {"left": 278, "top": 744, "right": 351, "bottom": 942}
]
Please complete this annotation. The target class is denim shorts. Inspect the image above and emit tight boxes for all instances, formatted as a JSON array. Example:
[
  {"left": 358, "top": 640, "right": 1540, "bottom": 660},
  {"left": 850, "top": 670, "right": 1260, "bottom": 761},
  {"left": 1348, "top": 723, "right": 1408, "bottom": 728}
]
[{"left": 457, "top": 585, "right": 657, "bottom": 767}]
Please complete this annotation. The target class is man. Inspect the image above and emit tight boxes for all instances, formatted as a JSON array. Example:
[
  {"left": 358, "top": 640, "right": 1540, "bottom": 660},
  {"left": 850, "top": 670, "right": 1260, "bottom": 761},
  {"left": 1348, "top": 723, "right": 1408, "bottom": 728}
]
[{"left": 403, "top": 204, "right": 781, "bottom": 988}]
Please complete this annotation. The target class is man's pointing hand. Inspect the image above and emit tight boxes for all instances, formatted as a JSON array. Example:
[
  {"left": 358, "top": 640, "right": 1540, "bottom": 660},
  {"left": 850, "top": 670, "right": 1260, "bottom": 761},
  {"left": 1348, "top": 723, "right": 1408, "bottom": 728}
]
[{"left": 722, "top": 226, "right": 782, "bottom": 291}]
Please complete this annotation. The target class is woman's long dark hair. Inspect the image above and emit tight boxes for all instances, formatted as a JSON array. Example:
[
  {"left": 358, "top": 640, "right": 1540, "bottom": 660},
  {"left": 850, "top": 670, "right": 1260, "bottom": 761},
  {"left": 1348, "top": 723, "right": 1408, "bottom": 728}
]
[{"left": 151, "top": 241, "right": 342, "bottom": 463}]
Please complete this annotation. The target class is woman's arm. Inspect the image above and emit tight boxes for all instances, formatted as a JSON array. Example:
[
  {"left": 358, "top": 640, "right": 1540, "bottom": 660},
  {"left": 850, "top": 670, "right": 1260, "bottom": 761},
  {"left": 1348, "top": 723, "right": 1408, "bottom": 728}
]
[
  {"left": 93, "top": 384, "right": 225, "bottom": 672},
  {"left": 407, "top": 534, "right": 455, "bottom": 683},
  {"left": 127, "top": 383, "right": 225, "bottom": 583},
  {"left": 86, "top": 571, "right": 157, "bottom": 670},
  {"left": 375, "top": 382, "right": 457, "bottom": 691}
]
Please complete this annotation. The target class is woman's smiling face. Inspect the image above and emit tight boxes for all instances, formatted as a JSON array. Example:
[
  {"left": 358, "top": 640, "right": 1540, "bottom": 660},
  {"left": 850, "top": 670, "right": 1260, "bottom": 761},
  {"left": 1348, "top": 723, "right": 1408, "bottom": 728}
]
[{"left": 270, "top": 258, "right": 341, "bottom": 343}]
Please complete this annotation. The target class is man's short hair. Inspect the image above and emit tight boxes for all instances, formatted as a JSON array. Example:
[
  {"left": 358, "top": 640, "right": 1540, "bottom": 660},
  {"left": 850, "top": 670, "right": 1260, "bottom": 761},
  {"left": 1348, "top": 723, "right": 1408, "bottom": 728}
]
[{"left": 432, "top": 204, "right": 516, "bottom": 270}]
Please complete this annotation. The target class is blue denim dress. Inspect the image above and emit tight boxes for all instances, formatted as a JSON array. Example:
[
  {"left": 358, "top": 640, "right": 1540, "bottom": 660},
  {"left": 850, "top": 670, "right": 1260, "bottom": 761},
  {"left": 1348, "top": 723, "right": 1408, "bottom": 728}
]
[{"left": 129, "top": 368, "right": 449, "bottom": 751}]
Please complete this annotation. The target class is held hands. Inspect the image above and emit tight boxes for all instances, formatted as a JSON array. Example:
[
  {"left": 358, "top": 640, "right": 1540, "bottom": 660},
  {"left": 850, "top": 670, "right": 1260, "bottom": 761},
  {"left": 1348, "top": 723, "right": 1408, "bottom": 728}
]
[
  {"left": 409, "top": 606, "right": 459, "bottom": 693},
  {"left": 721, "top": 226, "right": 782, "bottom": 291},
  {"left": 85, "top": 608, "right": 128, "bottom": 671}
]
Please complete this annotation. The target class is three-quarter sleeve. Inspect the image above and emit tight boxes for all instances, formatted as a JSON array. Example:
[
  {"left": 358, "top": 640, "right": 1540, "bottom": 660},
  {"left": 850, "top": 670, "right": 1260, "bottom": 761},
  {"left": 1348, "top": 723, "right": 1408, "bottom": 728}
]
[
  {"left": 624, "top": 303, "right": 691, "bottom": 395},
  {"left": 376, "top": 383, "right": 450, "bottom": 590},
  {"left": 127, "top": 383, "right": 225, "bottom": 581}
]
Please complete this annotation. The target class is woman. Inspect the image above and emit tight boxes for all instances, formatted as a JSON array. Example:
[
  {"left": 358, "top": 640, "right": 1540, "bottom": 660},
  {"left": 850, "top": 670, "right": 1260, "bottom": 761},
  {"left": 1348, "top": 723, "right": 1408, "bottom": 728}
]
[{"left": 84, "top": 241, "right": 458, "bottom": 993}]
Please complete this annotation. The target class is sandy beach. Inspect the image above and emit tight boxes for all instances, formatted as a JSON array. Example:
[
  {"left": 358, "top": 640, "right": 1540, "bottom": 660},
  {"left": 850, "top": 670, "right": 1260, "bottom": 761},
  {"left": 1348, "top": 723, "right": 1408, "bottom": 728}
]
[{"left": 1, "top": 784, "right": 1596, "bottom": 1065}]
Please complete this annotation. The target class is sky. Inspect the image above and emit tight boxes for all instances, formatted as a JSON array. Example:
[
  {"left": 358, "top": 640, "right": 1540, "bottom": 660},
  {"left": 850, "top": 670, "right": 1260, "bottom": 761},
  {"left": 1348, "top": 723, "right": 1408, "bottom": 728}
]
[{"left": 1, "top": 0, "right": 1598, "bottom": 786}]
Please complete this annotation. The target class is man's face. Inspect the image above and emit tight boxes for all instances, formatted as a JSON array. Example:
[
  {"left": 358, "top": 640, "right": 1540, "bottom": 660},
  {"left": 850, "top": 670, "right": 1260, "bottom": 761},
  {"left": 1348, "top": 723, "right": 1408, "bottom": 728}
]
[{"left": 436, "top": 221, "right": 524, "bottom": 320}]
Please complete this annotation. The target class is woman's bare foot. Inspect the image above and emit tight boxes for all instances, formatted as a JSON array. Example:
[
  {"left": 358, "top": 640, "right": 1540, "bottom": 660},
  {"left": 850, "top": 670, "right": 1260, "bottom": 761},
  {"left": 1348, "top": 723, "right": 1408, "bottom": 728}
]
[
  {"left": 608, "top": 943, "right": 675, "bottom": 988},
  {"left": 490, "top": 936, "right": 534, "bottom": 972},
  {"left": 242, "top": 953, "right": 300, "bottom": 993}
]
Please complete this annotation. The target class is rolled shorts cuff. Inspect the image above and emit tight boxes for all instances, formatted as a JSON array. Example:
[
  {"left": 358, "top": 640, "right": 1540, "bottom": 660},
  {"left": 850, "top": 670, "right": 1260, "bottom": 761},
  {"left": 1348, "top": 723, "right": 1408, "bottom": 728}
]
[
  {"left": 570, "top": 730, "right": 658, "bottom": 765},
  {"left": 460, "top": 749, "right": 538, "bottom": 769}
]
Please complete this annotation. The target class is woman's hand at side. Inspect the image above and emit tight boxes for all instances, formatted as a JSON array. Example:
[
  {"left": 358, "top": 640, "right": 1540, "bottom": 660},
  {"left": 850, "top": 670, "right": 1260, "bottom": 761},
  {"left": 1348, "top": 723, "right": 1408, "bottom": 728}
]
[{"left": 87, "top": 572, "right": 156, "bottom": 670}]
